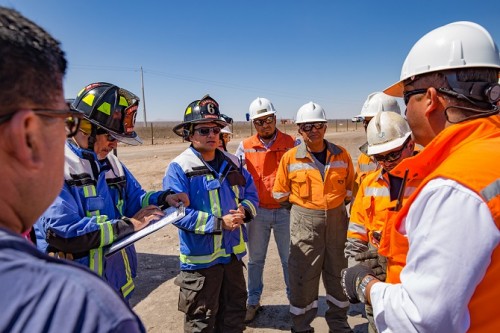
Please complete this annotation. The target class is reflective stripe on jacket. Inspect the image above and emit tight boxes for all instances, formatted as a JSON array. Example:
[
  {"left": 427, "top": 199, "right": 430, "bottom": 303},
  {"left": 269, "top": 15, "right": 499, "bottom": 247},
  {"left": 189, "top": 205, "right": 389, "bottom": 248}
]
[
  {"left": 163, "top": 147, "right": 258, "bottom": 271},
  {"left": 242, "top": 130, "right": 295, "bottom": 209},
  {"left": 35, "top": 141, "right": 164, "bottom": 299},
  {"left": 273, "top": 140, "right": 354, "bottom": 210},
  {"left": 346, "top": 168, "right": 420, "bottom": 262},
  {"left": 355, "top": 153, "right": 378, "bottom": 186},
  {"left": 382, "top": 116, "right": 500, "bottom": 332}
]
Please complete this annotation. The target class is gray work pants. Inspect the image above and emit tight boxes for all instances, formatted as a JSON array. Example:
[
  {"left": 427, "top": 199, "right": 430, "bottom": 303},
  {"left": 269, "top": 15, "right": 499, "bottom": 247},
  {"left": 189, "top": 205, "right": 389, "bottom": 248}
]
[{"left": 289, "top": 204, "right": 352, "bottom": 333}]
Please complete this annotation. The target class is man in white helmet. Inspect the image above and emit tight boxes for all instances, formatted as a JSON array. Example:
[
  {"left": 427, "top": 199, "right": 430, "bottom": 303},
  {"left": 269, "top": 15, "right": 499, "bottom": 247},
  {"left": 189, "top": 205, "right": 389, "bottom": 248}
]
[
  {"left": 273, "top": 102, "right": 354, "bottom": 333},
  {"left": 345, "top": 111, "right": 420, "bottom": 333},
  {"left": 341, "top": 21, "right": 500, "bottom": 332},
  {"left": 235, "top": 97, "right": 296, "bottom": 323},
  {"left": 352, "top": 92, "right": 401, "bottom": 201},
  {"left": 218, "top": 125, "right": 232, "bottom": 151}
]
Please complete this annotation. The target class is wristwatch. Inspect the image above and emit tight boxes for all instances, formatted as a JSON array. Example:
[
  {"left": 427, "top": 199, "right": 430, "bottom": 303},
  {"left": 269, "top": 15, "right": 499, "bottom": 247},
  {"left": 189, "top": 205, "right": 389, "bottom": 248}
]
[{"left": 357, "top": 275, "right": 377, "bottom": 303}]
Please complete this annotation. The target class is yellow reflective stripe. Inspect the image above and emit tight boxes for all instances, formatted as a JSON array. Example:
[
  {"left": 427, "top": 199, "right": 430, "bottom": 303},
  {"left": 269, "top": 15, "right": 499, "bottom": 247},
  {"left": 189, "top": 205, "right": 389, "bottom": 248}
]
[
  {"left": 142, "top": 191, "right": 155, "bottom": 207},
  {"left": 116, "top": 198, "right": 124, "bottom": 216},
  {"left": 240, "top": 199, "right": 257, "bottom": 217},
  {"left": 195, "top": 211, "right": 209, "bottom": 234},
  {"left": 120, "top": 249, "right": 135, "bottom": 297},
  {"left": 232, "top": 228, "right": 246, "bottom": 254},
  {"left": 180, "top": 248, "right": 230, "bottom": 264},
  {"left": 83, "top": 185, "right": 99, "bottom": 216},
  {"left": 89, "top": 248, "right": 103, "bottom": 276},
  {"left": 98, "top": 221, "right": 114, "bottom": 246},
  {"left": 232, "top": 185, "right": 240, "bottom": 206}
]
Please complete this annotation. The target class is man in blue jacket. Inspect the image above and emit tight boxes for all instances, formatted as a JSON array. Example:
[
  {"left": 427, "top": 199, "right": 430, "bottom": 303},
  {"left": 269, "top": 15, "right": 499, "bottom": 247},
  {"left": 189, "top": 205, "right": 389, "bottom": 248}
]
[
  {"left": 35, "top": 82, "right": 189, "bottom": 301},
  {"left": 164, "top": 95, "right": 259, "bottom": 333},
  {"left": 0, "top": 7, "right": 146, "bottom": 332}
]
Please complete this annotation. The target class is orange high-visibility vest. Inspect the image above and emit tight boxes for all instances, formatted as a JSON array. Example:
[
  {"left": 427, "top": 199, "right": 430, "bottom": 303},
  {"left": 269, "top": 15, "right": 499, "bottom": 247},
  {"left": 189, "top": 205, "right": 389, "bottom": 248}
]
[
  {"left": 382, "top": 116, "right": 500, "bottom": 332},
  {"left": 242, "top": 130, "right": 295, "bottom": 209},
  {"left": 349, "top": 168, "right": 420, "bottom": 248}
]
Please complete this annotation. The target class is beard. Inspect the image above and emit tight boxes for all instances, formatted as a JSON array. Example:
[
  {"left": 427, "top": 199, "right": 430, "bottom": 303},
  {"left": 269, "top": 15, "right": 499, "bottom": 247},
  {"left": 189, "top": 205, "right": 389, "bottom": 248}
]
[{"left": 259, "top": 129, "right": 277, "bottom": 140}]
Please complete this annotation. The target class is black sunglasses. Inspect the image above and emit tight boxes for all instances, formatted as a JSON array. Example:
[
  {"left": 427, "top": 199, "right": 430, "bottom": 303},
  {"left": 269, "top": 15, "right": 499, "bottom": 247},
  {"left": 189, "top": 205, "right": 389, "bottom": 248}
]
[
  {"left": 95, "top": 127, "right": 117, "bottom": 142},
  {"left": 372, "top": 138, "right": 410, "bottom": 163},
  {"left": 194, "top": 127, "right": 222, "bottom": 136},
  {"left": 253, "top": 115, "right": 275, "bottom": 126},
  {"left": 300, "top": 122, "right": 325, "bottom": 132},
  {"left": 403, "top": 88, "right": 428, "bottom": 105},
  {"left": 0, "top": 109, "right": 82, "bottom": 138}
]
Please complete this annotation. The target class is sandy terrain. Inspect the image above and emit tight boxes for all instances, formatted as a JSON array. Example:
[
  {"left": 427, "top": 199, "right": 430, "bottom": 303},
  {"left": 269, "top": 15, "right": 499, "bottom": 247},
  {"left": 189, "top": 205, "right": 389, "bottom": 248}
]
[{"left": 119, "top": 125, "right": 369, "bottom": 332}]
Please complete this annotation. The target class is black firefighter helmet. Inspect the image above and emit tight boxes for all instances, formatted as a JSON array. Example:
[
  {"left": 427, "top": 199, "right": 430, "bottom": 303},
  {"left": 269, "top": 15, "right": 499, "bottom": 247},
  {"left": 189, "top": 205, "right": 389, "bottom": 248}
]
[
  {"left": 173, "top": 94, "right": 228, "bottom": 140},
  {"left": 72, "top": 82, "right": 142, "bottom": 146}
]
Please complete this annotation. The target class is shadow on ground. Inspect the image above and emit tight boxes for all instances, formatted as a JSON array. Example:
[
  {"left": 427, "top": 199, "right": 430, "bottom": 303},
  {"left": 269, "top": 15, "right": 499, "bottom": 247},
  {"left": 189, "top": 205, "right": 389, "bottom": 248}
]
[
  {"left": 130, "top": 252, "right": 180, "bottom": 307},
  {"left": 245, "top": 297, "right": 368, "bottom": 332}
]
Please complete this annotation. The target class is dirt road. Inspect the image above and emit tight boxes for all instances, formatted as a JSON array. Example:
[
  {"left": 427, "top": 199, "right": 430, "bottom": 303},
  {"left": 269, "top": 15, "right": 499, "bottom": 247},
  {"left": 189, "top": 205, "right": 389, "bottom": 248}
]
[{"left": 119, "top": 128, "right": 369, "bottom": 332}]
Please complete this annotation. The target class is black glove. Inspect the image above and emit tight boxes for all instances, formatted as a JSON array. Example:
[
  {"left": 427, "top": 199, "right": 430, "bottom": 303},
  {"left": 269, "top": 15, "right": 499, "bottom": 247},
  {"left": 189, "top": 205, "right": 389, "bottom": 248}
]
[
  {"left": 355, "top": 249, "right": 387, "bottom": 281},
  {"left": 341, "top": 264, "right": 376, "bottom": 304}
]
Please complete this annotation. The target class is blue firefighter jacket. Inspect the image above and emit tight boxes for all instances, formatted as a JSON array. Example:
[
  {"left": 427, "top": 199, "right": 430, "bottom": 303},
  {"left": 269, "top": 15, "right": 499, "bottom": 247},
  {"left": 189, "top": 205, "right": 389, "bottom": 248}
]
[
  {"left": 163, "top": 147, "right": 258, "bottom": 271},
  {"left": 35, "top": 141, "right": 166, "bottom": 299}
]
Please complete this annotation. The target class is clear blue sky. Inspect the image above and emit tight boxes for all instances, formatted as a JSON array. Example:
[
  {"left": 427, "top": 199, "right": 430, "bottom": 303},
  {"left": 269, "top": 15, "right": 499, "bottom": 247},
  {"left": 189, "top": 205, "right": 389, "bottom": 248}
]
[{"left": 2, "top": 0, "right": 500, "bottom": 122}]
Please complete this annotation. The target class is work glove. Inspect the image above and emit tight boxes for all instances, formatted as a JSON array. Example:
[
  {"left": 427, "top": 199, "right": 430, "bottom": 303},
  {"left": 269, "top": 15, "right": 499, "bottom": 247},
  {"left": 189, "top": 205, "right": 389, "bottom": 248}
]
[
  {"left": 355, "top": 249, "right": 387, "bottom": 281},
  {"left": 341, "top": 264, "right": 375, "bottom": 304}
]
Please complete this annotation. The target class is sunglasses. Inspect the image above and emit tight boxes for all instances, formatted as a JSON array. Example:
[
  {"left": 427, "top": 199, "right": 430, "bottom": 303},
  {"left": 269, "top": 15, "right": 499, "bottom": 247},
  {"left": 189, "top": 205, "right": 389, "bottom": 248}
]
[
  {"left": 0, "top": 109, "right": 82, "bottom": 138},
  {"left": 300, "top": 122, "right": 325, "bottom": 132},
  {"left": 373, "top": 139, "right": 410, "bottom": 163},
  {"left": 194, "top": 127, "right": 222, "bottom": 136},
  {"left": 96, "top": 127, "right": 117, "bottom": 142},
  {"left": 403, "top": 88, "right": 428, "bottom": 105},
  {"left": 253, "top": 115, "right": 275, "bottom": 126}
]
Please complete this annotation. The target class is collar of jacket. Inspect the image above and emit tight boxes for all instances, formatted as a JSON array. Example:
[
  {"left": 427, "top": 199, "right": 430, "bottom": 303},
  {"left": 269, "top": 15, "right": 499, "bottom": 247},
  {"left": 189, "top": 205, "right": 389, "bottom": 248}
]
[{"left": 295, "top": 139, "right": 342, "bottom": 159}]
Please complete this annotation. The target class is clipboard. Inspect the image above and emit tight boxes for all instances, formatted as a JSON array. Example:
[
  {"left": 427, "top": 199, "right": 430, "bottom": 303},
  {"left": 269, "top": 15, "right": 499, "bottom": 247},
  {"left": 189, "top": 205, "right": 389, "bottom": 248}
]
[{"left": 104, "top": 204, "right": 185, "bottom": 257}]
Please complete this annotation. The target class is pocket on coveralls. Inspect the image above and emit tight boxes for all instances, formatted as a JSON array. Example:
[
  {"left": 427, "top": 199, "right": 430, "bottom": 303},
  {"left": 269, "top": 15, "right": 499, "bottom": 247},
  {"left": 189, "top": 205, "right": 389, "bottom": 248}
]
[{"left": 174, "top": 271, "right": 205, "bottom": 314}]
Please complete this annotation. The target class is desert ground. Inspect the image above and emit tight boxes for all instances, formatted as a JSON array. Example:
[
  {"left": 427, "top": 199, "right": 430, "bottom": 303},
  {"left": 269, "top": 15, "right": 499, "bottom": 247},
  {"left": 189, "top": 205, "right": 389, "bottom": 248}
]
[{"left": 119, "top": 121, "right": 369, "bottom": 332}]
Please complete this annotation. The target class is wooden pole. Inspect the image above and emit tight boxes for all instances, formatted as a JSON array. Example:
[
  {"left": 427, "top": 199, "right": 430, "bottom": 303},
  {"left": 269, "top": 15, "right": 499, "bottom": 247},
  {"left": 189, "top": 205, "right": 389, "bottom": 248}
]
[{"left": 140, "top": 66, "right": 148, "bottom": 127}]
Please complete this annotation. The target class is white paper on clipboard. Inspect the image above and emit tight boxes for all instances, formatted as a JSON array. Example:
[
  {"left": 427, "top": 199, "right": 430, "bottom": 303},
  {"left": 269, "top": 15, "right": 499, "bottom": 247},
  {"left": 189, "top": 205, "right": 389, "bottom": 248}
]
[{"left": 104, "top": 204, "right": 185, "bottom": 257}]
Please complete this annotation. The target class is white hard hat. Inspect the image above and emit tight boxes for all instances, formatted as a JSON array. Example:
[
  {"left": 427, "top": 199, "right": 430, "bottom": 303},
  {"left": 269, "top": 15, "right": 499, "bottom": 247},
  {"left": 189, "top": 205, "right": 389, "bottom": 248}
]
[
  {"left": 295, "top": 101, "right": 327, "bottom": 124},
  {"left": 366, "top": 111, "right": 411, "bottom": 155},
  {"left": 249, "top": 97, "right": 276, "bottom": 120},
  {"left": 357, "top": 92, "right": 401, "bottom": 119},
  {"left": 221, "top": 126, "right": 232, "bottom": 134},
  {"left": 385, "top": 21, "right": 500, "bottom": 97}
]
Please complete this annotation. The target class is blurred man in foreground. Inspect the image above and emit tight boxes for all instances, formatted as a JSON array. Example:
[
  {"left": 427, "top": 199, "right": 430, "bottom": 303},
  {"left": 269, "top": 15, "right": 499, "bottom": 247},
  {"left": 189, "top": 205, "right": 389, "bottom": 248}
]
[{"left": 0, "top": 7, "right": 146, "bottom": 332}]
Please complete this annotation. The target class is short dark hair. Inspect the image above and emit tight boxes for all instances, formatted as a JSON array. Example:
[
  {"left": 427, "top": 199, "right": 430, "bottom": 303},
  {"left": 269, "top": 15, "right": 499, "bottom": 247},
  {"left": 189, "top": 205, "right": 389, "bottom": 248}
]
[{"left": 0, "top": 7, "right": 67, "bottom": 114}]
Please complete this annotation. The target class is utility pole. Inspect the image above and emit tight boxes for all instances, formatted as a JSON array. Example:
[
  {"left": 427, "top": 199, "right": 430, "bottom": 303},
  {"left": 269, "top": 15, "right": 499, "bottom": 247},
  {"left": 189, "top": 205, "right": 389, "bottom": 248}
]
[{"left": 140, "top": 66, "right": 148, "bottom": 127}]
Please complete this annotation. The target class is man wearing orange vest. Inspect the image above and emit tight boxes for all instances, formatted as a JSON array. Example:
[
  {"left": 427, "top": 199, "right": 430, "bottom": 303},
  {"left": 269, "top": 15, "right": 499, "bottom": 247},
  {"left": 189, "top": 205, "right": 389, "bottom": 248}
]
[
  {"left": 274, "top": 102, "right": 354, "bottom": 333},
  {"left": 352, "top": 93, "right": 401, "bottom": 201},
  {"left": 341, "top": 21, "right": 500, "bottom": 333},
  {"left": 235, "top": 97, "right": 296, "bottom": 323},
  {"left": 345, "top": 111, "right": 419, "bottom": 333}
]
